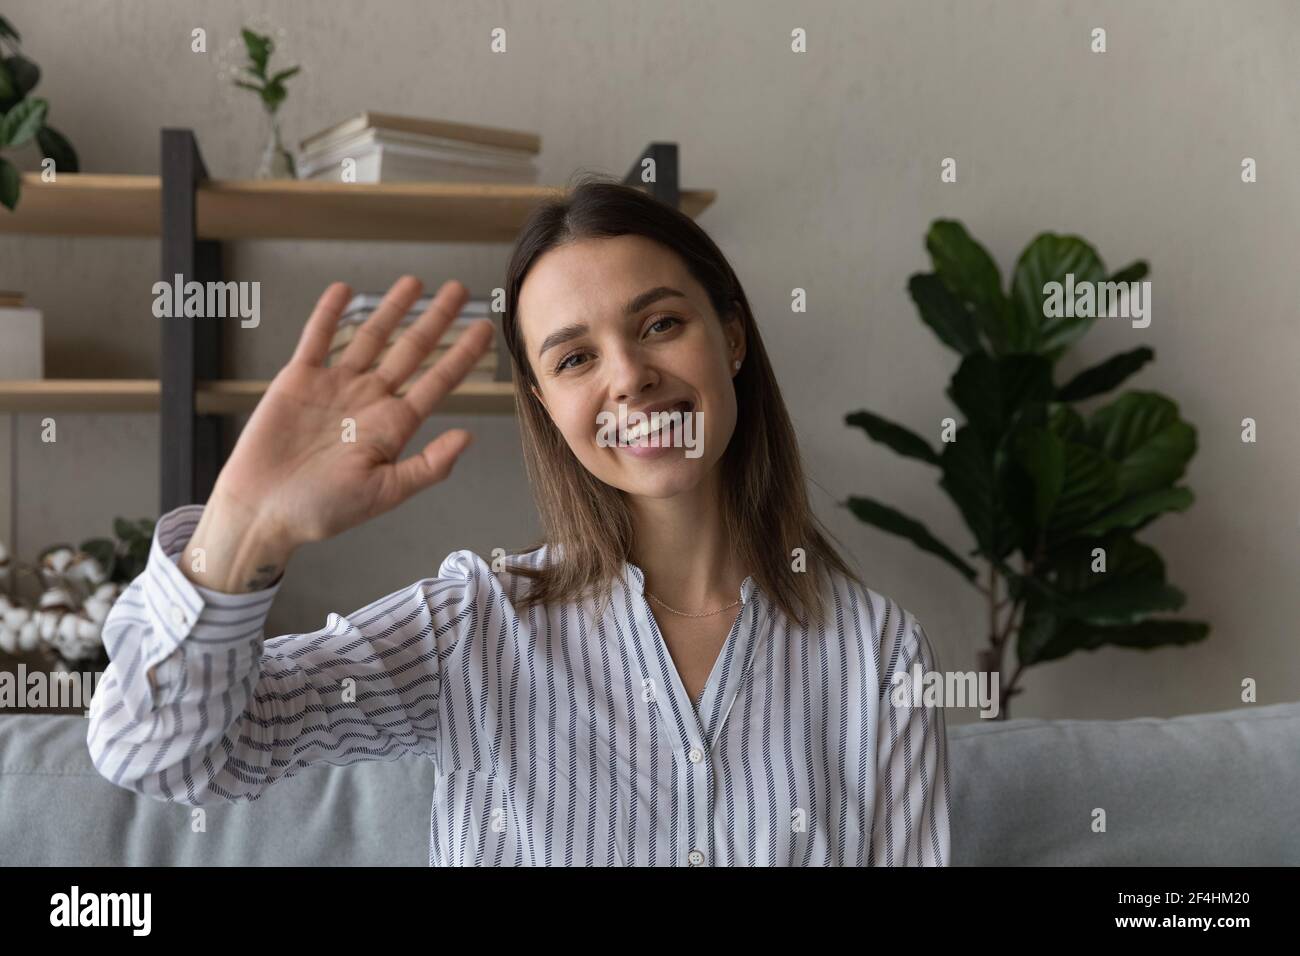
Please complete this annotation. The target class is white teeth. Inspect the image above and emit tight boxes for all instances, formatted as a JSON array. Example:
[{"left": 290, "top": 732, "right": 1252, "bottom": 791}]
[{"left": 621, "top": 403, "right": 689, "bottom": 444}]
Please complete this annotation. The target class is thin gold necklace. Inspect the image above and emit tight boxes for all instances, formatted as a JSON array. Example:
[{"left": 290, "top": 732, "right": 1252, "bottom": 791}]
[{"left": 647, "top": 592, "right": 741, "bottom": 618}]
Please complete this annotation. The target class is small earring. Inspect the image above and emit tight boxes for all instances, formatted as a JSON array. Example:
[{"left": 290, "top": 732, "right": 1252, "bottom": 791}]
[{"left": 733, "top": 359, "right": 741, "bottom": 371}]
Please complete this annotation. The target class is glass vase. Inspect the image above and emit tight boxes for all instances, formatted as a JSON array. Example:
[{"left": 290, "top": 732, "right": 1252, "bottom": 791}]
[{"left": 256, "top": 110, "right": 297, "bottom": 180}]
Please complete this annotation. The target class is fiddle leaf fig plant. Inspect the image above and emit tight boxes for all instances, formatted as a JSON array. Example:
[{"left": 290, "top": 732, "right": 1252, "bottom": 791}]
[
  {"left": 846, "top": 220, "right": 1209, "bottom": 718},
  {"left": 0, "top": 15, "right": 81, "bottom": 210}
]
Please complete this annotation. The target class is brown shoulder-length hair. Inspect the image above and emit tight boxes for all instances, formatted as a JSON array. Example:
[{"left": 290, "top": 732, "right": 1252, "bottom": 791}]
[{"left": 500, "top": 173, "right": 863, "bottom": 627}]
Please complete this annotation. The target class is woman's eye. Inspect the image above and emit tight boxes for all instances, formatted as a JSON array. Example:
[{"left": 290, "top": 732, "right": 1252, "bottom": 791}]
[
  {"left": 553, "top": 317, "right": 679, "bottom": 373},
  {"left": 648, "top": 315, "right": 680, "bottom": 335},
  {"left": 555, "top": 351, "right": 588, "bottom": 373}
]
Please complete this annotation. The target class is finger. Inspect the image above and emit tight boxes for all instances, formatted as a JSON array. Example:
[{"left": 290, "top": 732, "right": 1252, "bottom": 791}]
[
  {"left": 335, "top": 275, "right": 424, "bottom": 374},
  {"left": 374, "top": 279, "right": 471, "bottom": 389},
  {"left": 291, "top": 282, "right": 353, "bottom": 367},
  {"left": 389, "top": 429, "right": 474, "bottom": 502},
  {"left": 402, "top": 319, "right": 496, "bottom": 420}
]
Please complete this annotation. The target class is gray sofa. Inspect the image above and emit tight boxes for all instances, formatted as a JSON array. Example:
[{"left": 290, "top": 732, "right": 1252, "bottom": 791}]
[{"left": 2, "top": 702, "right": 1296, "bottom": 866}]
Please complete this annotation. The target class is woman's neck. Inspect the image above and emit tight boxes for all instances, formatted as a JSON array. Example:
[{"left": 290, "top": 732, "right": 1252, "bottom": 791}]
[{"left": 625, "top": 470, "right": 749, "bottom": 611}]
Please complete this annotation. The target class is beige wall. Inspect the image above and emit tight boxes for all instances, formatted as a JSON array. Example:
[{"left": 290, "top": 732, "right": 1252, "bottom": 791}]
[{"left": 2, "top": 0, "right": 1297, "bottom": 724}]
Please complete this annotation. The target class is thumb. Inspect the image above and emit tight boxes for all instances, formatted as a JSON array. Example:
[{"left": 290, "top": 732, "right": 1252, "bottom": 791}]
[{"left": 391, "top": 429, "right": 474, "bottom": 501}]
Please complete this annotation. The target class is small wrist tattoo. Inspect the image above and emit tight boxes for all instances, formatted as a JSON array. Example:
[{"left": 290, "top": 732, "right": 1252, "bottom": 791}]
[{"left": 245, "top": 564, "right": 282, "bottom": 591}]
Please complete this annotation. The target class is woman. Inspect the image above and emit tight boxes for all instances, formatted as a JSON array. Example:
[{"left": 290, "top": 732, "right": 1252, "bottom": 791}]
[{"left": 87, "top": 177, "right": 951, "bottom": 866}]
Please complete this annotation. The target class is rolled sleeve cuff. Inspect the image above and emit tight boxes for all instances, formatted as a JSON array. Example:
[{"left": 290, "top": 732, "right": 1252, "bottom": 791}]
[{"left": 140, "top": 503, "right": 284, "bottom": 672}]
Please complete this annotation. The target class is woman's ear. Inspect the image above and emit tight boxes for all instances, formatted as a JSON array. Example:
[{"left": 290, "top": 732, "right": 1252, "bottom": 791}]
[
  {"left": 530, "top": 382, "right": 548, "bottom": 413},
  {"left": 724, "top": 309, "right": 746, "bottom": 373}
]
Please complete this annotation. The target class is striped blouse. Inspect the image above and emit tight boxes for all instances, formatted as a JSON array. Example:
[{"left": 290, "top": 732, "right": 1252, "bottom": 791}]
[{"left": 87, "top": 503, "right": 952, "bottom": 867}]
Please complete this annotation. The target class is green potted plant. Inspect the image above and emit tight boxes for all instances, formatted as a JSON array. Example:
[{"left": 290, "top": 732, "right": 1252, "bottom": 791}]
[
  {"left": 234, "top": 27, "right": 300, "bottom": 179},
  {"left": 846, "top": 220, "right": 1209, "bottom": 718},
  {"left": 0, "top": 14, "right": 80, "bottom": 210}
]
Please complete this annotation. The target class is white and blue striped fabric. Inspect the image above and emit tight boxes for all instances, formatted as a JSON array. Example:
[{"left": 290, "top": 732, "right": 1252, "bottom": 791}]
[{"left": 87, "top": 504, "right": 952, "bottom": 866}]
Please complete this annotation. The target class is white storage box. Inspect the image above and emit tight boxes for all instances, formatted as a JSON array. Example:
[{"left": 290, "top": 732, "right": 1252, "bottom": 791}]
[{"left": 0, "top": 306, "right": 43, "bottom": 378}]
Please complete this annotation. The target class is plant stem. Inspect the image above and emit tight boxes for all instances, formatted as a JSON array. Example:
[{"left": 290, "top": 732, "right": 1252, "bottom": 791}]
[
  {"left": 1000, "top": 661, "right": 1024, "bottom": 715},
  {"left": 987, "top": 562, "right": 997, "bottom": 649},
  {"left": 977, "top": 557, "right": 1031, "bottom": 720}
]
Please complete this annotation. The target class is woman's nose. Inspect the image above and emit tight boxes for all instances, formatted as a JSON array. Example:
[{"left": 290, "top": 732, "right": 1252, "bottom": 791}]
[{"left": 607, "top": 346, "right": 657, "bottom": 401}]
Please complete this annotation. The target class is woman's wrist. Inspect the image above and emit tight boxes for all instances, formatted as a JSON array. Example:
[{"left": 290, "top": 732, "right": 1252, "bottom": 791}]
[{"left": 175, "top": 489, "right": 297, "bottom": 595}]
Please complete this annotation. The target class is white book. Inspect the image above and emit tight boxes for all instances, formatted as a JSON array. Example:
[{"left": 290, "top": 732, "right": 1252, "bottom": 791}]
[
  {"left": 301, "top": 126, "right": 537, "bottom": 166},
  {"left": 299, "top": 143, "right": 538, "bottom": 184},
  {"left": 341, "top": 294, "right": 493, "bottom": 323},
  {"left": 299, "top": 112, "right": 540, "bottom": 155}
]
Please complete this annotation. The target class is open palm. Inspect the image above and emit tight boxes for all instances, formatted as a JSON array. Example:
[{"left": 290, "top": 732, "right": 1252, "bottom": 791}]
[{"left": 211, "top": 276, "right": 495, "bottom": 549}]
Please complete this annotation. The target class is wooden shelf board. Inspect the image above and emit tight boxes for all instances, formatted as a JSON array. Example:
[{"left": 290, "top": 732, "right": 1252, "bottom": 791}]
[
  {"left": 0, "top": 175, "right": 160, "bottom": 237},
  {"left": 0, "top": 174, "right": 716, "bottom": 241},
  {"left": 0, "top": 379, "right": 161, "bottom": 411},
  {"left": 0, "top": 379, "right": 516, "bottom": 415},
  {"left": 197, "top": 379, "right": 516, "bottom": 415}
]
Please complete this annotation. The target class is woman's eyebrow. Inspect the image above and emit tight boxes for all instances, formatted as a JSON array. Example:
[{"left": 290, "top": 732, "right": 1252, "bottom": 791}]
[{"left": 536, "top": 286, "right": 687, "bottom": 359}]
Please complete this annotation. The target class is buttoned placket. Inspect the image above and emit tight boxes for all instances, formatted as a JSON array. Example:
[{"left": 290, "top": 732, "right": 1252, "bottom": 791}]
[{"left": 623, "top": 562, "right": 760, "bottom": 867}]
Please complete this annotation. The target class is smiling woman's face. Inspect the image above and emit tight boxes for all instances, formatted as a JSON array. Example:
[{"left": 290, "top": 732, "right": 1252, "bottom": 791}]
[{"left": 519, "top": 234, "right": 746, "bottom": 500}]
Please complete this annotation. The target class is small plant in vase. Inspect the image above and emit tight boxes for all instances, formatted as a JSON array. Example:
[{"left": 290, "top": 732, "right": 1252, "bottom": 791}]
[
  {"left": 0, "top": 517, "right": 156, "bottom": 671},
  {"left": 234, "top": 27, "right": 299, "bottom": 179}
]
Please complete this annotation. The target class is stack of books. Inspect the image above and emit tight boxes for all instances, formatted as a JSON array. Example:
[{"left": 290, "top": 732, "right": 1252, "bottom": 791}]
[
  {"left": 297, "top": 112, "right": 541, "bottom": 184},
  {"left": 326, "top": 293, "right": 503, "bottom": 383}
]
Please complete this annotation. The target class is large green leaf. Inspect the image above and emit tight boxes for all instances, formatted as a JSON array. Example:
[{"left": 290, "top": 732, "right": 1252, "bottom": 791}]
[
  {"left": 0, "top": 95, "right": 46, "bottom": 147},
  {"left": 846, "top": 409, "right": 941, "bottom": 465},
  {"left": 1011, "top": 233, "right": 1107, "bottom": 358},
  {"left": 1046, "top": 441, "right": 1122, "bottom": 536},
  {"left": 1108, "top": 260, "right": 1150, "bottom": 285},
  {"left": 845, "top": 495, "right": 977, "bottom": 581},
  {"left": 0, "top": 58, "right": 14, "bottom": 102},
  {"left": 947, "top": 351, "right": 1055, "bottom": 447},
  {"left": 1075, "top": 486, "right": 1194, "bottom": 536},
  {"left": 1057, "top": 346, "right": 1154, "bottom": 402},
  {"left": 1047, "top": 403, "right": 1087, "bottom": 442},
  {"left": 1050, "top": 536, "right": 1184, "bottom": 624},
  {"left": 2, "top": 55, "right": 38, "bottom": 96},
  {"left": 0, "top": 156, "right": 18, "bottom": 210},
  {"left": 1016, "top": 596, "right": 1062, "bottom": 665},
  {"left": 998, "top": 421, "right": 1047, "bottom": 555},
  {"left": 1013, "top": 426, "right": 1065, "bottom": 529},
  {"left": 1021, "top": 612, "right": 1208, "bottom": 665},
  {"left": 925, "top": 220, "right": 1014, "bottom": 353},
  {"left": 0, "top": 15, "right": 20, "bottom": 41},
  {"left": 939, "top": 424, "right": 1021, "bottom": 559},
  {"left": 906, "top": 273, "right": 981, "bottom": 355},
  {"left": 36, "top": 124, "right": 78, "bottom": 173},
  {"left": 1018, "top": 534, "right": 1200, "bottom": 664},
  {"left": 1087, "top": 392, "right": 1196, "bottom": 497}
]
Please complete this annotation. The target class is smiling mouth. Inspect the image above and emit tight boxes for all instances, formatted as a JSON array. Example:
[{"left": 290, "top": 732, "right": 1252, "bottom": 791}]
[{"left": 618, "top": 400, "right": 694, "bottom": 445}]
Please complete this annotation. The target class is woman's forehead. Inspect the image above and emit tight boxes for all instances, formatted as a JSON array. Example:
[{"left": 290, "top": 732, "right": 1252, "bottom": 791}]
[{"left": 517, "top": 239, "right": 702, "bottom": 341}]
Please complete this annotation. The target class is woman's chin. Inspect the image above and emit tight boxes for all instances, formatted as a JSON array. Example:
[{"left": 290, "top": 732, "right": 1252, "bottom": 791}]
[{"left": 608, "top": 459, "right": 706, "bottom": 499}]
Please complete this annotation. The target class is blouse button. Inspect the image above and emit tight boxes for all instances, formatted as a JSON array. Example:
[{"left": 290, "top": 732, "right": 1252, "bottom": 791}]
[
  {"left": 688, "top": 747, "right": 704, "bottom": 763},
  {"left": 688, "top": 849, "right": 706, "bottom": 865},
  {"left": 169, "top": 603, "right": 188, "bottom": 629}
]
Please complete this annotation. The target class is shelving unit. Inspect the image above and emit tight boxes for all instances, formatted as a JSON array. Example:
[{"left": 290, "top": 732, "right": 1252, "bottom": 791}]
[
  {"left": 0, "top": 378, "right": 514, "bottom": 415},
  {"left": 0, "top": 130, "right": 716, "bottom": 512}
]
